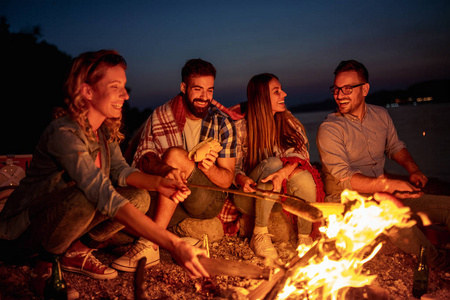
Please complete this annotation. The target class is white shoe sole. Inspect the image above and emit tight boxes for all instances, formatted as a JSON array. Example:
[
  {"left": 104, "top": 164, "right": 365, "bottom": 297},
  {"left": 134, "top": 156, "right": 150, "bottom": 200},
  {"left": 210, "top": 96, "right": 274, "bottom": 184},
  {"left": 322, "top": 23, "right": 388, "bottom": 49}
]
[{"left": 111, "top": 257, "right": 160, "bottom": 272}]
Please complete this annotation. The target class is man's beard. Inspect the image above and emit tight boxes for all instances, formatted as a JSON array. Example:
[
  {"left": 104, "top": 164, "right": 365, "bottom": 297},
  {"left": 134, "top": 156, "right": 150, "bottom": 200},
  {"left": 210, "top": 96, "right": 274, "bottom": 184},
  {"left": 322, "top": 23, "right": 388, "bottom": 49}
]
[{"left": 185, "top": 97, "right": 211, "bottom": 119}]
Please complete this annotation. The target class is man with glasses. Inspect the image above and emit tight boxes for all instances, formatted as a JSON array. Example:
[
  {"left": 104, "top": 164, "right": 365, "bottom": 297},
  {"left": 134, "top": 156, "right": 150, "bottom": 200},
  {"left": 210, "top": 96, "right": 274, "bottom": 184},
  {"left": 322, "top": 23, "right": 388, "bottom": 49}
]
[{"left": 316, "top": 60, "right": 450, "bottom": 270}]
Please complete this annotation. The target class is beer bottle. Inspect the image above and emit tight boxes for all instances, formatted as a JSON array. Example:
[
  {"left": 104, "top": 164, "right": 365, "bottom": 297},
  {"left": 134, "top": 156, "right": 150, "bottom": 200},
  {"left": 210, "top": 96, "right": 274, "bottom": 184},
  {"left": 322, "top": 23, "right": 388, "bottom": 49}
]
[
  {"left": 44, "top": 254, "right": 68, "bottom": 300},
  {"left": 412, "top": 245, "right": 428, "bottom": 298}
]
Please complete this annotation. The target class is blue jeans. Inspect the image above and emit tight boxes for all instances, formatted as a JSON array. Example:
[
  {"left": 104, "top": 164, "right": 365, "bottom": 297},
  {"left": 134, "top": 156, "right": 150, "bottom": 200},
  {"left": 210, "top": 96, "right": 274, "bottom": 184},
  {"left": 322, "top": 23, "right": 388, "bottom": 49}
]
[
  {"left": 233, "top": 157, "right": 317, "bottom": 235},
  {"left": 13, "top": 185, "right": 149, "bottom": 254},
  {"left": 386, "top": 193, "right": 450, "bottom": 269}
]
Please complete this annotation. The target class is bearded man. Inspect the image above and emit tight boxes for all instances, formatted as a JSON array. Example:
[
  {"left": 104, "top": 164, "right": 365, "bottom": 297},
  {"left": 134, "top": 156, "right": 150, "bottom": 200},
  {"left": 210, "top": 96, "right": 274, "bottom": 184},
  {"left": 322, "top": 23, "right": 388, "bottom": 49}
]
[{"left": 111, "top": 59, "right": 236, "bottom": 272}]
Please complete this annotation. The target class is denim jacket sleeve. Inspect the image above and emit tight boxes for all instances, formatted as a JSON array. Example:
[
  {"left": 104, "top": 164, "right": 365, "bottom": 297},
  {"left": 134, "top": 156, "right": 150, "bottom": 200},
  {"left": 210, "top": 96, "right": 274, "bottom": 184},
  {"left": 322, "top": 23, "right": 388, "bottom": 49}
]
[
  {"left": 48, "top": 124, "right": 130, "bottom": 218},
  {"left": 108, "top": 139, "right": 140, "bottom": 187}
]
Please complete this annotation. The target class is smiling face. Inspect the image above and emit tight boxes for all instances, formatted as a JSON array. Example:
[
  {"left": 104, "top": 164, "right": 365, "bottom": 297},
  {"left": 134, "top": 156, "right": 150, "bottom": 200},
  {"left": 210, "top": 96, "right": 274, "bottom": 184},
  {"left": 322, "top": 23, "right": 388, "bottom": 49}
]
[
  {"left": 333, "top": 70, "right": 370, "bottom": 120},
  {"left": 269, "top": 78, "right": 287, "bottom": 115},
  {"left": 84, "top": 65, "right": 129, "bottom": 130},
  {"left": 181, "top": 75, "right": 215, "bottom": 119}
]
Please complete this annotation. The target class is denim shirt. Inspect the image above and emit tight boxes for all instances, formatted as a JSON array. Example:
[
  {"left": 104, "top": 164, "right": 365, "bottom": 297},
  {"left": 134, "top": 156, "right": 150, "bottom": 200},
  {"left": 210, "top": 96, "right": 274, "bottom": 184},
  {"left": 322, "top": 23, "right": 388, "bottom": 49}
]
[{"left": 0, "top": 115, "right": 137, "bottom": 239}]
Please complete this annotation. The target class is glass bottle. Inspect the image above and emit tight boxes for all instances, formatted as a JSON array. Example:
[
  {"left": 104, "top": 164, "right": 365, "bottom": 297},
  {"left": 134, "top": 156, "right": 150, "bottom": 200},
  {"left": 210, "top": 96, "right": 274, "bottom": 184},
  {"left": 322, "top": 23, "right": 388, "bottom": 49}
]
[
  {"left": 44, "top": 254, "right": 68, "bottom": 300},
  {"left": 412, "top": 245, "right": 428, "bottom": 298}
]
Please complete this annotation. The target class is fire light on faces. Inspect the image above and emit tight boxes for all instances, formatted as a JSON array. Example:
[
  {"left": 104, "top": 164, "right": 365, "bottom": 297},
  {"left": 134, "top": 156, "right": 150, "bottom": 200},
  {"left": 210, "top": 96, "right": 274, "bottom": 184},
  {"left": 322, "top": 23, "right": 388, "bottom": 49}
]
[{"left": 277, "top": 190, "right": 416, "bottom": 300}]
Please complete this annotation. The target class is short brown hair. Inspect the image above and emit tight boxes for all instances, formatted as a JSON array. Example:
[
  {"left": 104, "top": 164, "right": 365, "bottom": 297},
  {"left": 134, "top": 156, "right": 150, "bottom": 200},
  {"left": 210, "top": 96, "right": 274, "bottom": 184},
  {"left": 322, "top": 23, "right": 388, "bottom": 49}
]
[
  {"left": 181, "top": 58, "right": 216, "bottom": 84},
  {"left": 334, "top": 60, "right": 369, "bottom": 83}
]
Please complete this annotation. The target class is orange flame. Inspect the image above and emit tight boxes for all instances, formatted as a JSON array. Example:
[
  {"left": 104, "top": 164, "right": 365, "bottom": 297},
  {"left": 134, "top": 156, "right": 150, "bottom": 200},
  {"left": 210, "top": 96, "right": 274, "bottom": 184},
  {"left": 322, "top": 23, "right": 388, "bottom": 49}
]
[{"left": 277, "top": 190, "right": 415, "bottom": 300}]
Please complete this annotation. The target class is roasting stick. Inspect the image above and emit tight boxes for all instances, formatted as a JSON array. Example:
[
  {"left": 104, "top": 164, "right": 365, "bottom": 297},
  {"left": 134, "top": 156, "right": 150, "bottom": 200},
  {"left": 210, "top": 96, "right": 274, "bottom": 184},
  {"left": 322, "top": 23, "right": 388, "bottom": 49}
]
[
  {"left": 135, "top": 257, "right": 149, "bottom": 300},
  {"left": 186, "top": 183, "right": 344, "bottom": 221},
  {"left": 252, "top": 186, "right": 345, "bottom": 217},
  {"left": 186, "top": 183, "right": 306, "bottom": 204}
]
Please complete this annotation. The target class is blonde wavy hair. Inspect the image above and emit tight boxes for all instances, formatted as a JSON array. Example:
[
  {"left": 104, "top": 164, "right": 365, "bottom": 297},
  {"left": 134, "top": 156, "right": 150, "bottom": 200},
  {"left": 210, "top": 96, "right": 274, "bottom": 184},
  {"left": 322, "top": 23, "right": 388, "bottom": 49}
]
[
  {"left": 54, "top": 50, "right": 127, "bottom": 143},
  {"left": 245, "top": 73, "right": 307, "bottom": 173}
]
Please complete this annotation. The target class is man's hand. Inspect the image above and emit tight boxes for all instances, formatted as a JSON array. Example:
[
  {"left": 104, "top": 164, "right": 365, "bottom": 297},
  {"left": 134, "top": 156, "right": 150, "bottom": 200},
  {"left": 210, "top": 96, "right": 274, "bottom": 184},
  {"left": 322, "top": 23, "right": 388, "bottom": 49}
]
[
  {"left": 350, "top": 173, "right": 422, "bottom": 199},
  {"left": 409, "top": 170, "right": 428, "bottom": 188},
  {"left": 392, "top": 148, "right": 427, "bottom": 188},
  {"left": 157, "top": 177, "right": 191, "bottom": 204},
  {"left": 373, "top": 192, "right": 404, "bottom": 207},
  {"left": 198, "top": 149, "right": 219, "bottom": 170},
  {"left": 387, "top": 179, "right": 423, "bottom": 199}
]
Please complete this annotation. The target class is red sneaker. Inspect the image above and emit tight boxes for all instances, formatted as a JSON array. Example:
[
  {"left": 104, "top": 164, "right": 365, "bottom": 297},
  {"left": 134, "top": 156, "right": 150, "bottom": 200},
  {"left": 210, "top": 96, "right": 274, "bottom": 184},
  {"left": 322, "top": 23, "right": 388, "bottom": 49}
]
[{"left": 61, "top": 249, "right": 117, "bottom": 280}]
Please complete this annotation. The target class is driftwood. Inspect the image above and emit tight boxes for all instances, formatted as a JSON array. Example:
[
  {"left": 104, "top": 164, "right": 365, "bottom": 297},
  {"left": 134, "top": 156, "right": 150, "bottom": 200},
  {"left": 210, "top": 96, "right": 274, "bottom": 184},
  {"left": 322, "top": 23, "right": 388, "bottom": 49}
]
[{"left": 198, "top": 256, "right": 271, "bottom": 279}]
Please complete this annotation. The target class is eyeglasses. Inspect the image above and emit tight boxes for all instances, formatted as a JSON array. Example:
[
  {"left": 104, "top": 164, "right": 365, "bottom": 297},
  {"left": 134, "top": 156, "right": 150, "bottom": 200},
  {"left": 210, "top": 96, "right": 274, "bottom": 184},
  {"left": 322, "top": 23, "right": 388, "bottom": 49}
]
[
  {"left": 88, "top": 54, "right": 127, "bottom": 76},
  {"left": 329, "top": 83, "right": 365, "bottom": 95}
]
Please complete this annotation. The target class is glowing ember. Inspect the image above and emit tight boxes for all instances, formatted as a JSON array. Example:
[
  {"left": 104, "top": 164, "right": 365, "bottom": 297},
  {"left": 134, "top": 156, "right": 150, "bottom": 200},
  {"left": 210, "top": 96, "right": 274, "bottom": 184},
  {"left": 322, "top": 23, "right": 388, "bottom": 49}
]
[{"left": 276, "top": 190, "right": 416, "bottom": 300}]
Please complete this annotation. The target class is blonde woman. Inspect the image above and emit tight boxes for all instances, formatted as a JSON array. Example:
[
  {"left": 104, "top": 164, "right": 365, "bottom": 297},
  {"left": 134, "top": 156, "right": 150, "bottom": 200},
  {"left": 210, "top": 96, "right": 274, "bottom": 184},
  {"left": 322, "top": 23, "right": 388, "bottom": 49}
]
[
  {"left": 233, "top": 73, "right": 324, "bottom": 259},
  {"left": 0, "top": 50, "right": 208, "bottom": 298}
]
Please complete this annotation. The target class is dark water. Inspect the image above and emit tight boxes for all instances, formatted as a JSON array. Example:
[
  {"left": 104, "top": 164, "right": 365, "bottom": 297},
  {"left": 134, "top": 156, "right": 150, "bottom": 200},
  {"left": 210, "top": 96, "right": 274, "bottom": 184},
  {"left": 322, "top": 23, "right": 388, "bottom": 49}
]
[{"left": 295, "top": 102, "right": 450, "bottom": 183}]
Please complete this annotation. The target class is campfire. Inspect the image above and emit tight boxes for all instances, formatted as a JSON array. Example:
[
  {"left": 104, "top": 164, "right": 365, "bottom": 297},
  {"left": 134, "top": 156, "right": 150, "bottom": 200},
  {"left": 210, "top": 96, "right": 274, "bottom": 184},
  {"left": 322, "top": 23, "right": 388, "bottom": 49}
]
[{"left": 249, "top": 189, "right": 416, "bottom": 300}]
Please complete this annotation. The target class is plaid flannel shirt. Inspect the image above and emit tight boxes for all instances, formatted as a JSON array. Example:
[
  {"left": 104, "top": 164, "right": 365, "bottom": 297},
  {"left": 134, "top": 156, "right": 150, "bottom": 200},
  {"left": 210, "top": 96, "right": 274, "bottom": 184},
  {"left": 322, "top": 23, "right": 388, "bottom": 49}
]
[{"left": 133, "top": 94, "right": 236, "bottom": 168}]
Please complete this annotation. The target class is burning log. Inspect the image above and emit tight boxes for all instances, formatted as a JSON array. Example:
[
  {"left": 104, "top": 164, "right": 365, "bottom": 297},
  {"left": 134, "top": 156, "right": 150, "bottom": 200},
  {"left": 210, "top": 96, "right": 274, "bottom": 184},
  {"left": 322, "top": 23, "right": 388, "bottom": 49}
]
[
  {"left": 249, "top": 190, "right": 414, "bottom": 300},
  {"left": 135, "top": 190, "right": 411, "bottom": 300},
  {"left": 248, "top": 240, "right": 341, "bottom": 300},
  {"left": 248, "top": 242, "right": 322, "bottom": 300},
  {"left": 265, "top": 241, "right": 338, "bottom": 300},
  {"left": 257, "top": 237, "right": 386, "bottom": 300}
]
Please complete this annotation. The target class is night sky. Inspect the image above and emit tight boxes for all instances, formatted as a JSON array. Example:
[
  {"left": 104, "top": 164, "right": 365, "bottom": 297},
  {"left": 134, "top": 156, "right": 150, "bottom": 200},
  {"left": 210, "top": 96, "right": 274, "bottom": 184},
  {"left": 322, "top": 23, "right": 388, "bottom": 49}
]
[{"left": 2, "top": 0, "right": 449, "bottom": 110}]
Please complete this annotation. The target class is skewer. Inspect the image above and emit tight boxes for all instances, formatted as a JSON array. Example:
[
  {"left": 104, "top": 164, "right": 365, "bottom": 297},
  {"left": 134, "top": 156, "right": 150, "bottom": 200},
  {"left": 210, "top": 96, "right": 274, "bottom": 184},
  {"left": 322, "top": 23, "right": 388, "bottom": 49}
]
[{"left": 186, "top": 183, "right": 344, "bottom": 221}]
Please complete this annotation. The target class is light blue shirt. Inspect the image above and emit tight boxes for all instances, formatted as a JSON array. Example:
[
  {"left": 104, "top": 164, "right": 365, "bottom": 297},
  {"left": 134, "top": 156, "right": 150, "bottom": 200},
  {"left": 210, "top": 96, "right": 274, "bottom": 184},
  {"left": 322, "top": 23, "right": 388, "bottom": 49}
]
[{"left": 317, "top": 104, "right": 406, "bottom": 201}]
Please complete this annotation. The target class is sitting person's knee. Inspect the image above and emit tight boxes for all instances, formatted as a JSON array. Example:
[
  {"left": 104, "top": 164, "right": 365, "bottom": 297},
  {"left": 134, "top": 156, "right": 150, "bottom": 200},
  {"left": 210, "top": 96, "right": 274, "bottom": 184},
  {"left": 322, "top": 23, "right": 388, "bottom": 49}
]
[
  {"left": 264, "top": 157, "right": 283, "bottom": 169},
  {"left": 162, "top": 147, "right": 189, "bottom": 166},
  {"left": 116, "top": 186, "right": 150, "bottom": 213},
  {"left": 258, "top": 157, "right": 283, "bottom": 176}
]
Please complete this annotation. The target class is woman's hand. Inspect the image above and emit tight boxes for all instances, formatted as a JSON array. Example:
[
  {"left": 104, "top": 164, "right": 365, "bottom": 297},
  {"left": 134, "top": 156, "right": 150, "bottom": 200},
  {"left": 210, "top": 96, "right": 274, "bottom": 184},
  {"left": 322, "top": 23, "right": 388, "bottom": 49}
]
[
  {"left": 165, "top": 168, "right": 186, "bottom": 184},
  {"left": 261, "top": 170, "right": 286, "bottom": 192},
  {"left": 237, "top": 175, "right": 256, "bottom": 193},
  {"left": 157, "top": 177, "right": 191, "bottom": 204},
  {"left": 170, "top": 240, "right": 210, "bottom": 278},
  {"left": 114, "top": 203, "right": 208, "bottom": 278}
]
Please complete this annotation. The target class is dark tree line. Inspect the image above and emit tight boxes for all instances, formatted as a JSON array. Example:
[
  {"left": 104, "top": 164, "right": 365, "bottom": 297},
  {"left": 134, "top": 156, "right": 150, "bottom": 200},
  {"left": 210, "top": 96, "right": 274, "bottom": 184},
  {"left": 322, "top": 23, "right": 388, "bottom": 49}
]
[
  {"left": 1, "top": 17, "right": 72, "bottom": 154},
  {"left": 0, "top": 17, "right": 151, "bottom": 155}
]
